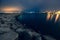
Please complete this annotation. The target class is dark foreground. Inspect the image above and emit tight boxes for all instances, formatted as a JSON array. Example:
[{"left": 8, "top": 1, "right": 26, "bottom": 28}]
[
  {"left": 17, "top": 13, "right": 60, "bottom": 40},
  {"left": 0, "top": 13, "right": 58, "bottom": 40}
]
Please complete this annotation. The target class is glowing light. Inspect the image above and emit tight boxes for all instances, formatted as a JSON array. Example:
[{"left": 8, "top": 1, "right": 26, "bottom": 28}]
[
  {"left": 47, "top": 11, "right": 51, "bottom": 20},
  {"left": 46, "top": 11, "right": 54, "bottom": 20},
  {"left": 55, "top": 11, "right": 60, "bottom": 22},
  {"left": 55, "top": 14, "right": 59, "bottom": 22},
  {"left": 46, "top": 11, "right": 60, "bottom": 22},
  {"left": 55, "top": 11, "right": 60, "bottom": 14},
  {"left": 1, "top": 6, "right": 23, "bottom": 13}
]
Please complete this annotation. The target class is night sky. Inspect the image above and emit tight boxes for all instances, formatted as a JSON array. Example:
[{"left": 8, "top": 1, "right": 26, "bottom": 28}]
[{"left": 0, "top": 0, "right": 60, "bottom": 12}]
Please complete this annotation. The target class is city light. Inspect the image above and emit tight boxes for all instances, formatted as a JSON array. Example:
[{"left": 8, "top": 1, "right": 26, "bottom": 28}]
[
  {"left": 1, "top": 6, "right": 23, "bottom": 13},
  {"left": 46, "top": 11, "right": 60, "bottom": 22}
]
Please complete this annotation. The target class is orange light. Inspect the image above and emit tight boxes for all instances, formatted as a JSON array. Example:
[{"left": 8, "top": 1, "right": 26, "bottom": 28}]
[
  {"left": 1, "top": 6, "right": 22, "bottom": 13},
  {"left": 47, "top": 11, "right": 51, "bottom": 20}
]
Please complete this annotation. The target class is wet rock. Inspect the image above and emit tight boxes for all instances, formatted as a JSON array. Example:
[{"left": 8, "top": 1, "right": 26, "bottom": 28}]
[
  {"left": 0, "top": 30, "right": 18, "bottom": 40},
  {"left": 18, "top": 31, "right": 32, "bottom": 40}
]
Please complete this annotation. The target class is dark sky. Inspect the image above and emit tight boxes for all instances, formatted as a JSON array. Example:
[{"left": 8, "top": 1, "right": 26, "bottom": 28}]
[{"left": 1, "top": 0, "right": 60, "bottom": 12}]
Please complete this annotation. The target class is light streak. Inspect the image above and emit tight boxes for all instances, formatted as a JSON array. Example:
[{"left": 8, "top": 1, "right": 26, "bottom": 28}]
[
  {"left": 55, "top": 11, "right": 60, "bottom": 22},
  {"left": 47, "top": 11, "right": 51, "bottom": 20},
  {"left": 55, "top": 14, "right": 59, "bottom": 22},
  {"left": 46, "top": 11, "right": 60, "bottom": 22}
]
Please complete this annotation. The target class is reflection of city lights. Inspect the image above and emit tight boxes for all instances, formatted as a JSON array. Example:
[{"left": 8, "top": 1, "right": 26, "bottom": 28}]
[
  {"left": 55, "top": 14, "right": 59, "bottom": 22},
  {"left": 47, "top": 11, "right": 51, "bottom": 20},
  {"left": 55, "top": 11, "right": 60, "bottom": 22},
  {"left": 46, "top": 11, "right": 60, "bottom": 22},
  {"left": 46, "top": 11, "right": 54, "bottom": 20},
  {"left": 1, "top": 7, "right": 23, "bottom": 13}
]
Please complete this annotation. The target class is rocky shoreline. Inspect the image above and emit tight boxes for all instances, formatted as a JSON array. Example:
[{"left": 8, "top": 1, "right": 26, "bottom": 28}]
[{"left": 0, "top": 13, "right": 56, "bottom": 40}]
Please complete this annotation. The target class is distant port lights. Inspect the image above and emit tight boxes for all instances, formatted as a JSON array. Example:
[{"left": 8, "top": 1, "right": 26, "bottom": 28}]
[{"left": 46, "top": 11, "right": 60, "bottom": 22}]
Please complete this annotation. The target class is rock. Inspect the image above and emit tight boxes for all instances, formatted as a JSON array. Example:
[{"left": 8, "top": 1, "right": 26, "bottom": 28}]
[{"left": 0, "top": 30, "right": 18, "bottom": 40}]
